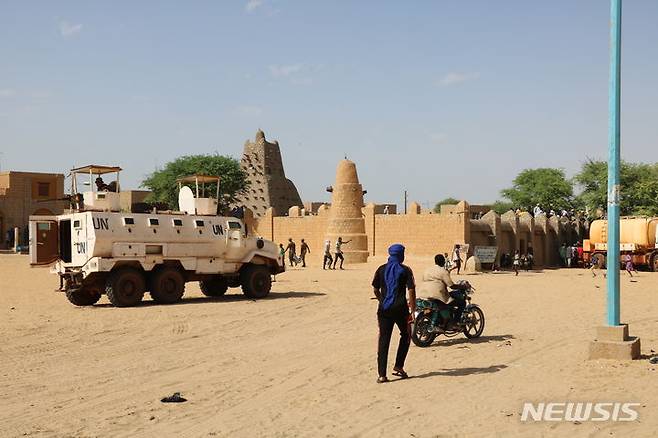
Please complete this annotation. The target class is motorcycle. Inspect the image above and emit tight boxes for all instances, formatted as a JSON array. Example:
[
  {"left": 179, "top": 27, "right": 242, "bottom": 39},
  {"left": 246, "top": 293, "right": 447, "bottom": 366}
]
[{"left": 411, "top": 280, "right": 485, "bottom": 347}]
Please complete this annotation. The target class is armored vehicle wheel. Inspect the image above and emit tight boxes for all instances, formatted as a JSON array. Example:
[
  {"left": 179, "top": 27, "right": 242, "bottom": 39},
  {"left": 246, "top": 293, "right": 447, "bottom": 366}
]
[
  {"left": 65, "top": 285, "right": 102, "bottom": 306},
  {"left": 240, "top": 265, "right": 271, "bottom": 299},
  {"left": 150, "top": 268, "right": 185, "bottom": 304},
  {"left": 200, "top": 276, "right": 228, "bottom": 297},
  {"left": 106, "top": 267, "right": 145, "bottom": 307}
]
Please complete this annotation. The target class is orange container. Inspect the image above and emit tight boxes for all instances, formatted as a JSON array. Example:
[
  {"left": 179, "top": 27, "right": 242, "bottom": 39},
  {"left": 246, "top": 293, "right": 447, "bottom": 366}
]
[{"left": 589, "top": 218, "right": 658, "bottom": 247}]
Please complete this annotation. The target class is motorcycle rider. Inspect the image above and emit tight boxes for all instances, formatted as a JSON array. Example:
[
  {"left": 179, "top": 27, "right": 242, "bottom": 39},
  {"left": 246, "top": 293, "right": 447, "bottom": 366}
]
[{"left": 417, "top": 254, "right": 467, "bottom": 330}]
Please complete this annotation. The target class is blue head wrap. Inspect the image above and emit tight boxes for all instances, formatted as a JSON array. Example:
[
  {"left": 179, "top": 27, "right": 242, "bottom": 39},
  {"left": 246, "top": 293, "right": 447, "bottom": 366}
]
[{"left": 383, "top": 244, "right": 405, "bottom": 310}]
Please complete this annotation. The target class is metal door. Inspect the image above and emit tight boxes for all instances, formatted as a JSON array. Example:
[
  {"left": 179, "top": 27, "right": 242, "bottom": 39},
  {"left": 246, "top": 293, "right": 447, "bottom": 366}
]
[{"left": 30, "top": 220, "right": 59, "bottom": 265}]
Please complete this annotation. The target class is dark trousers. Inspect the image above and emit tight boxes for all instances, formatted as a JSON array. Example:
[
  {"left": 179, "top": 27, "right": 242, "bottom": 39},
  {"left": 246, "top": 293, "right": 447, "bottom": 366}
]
[
  {"left": 449, "top": 291, "right": 466, "bottom": 320},
  {"left": 289, "top": 253, "right": 296, "bottom": 267},
  {"left": 323, "top": 254, "right": 333, "bottom": 269},
  {"left": 300, "top": 252, "right": 307, "bottom": 267},
  {"left": 333, "top": 252, "right": 344, "bottom": 269},
  {"left": 377, "top": 311, "right": 411, "bottom": 377}
]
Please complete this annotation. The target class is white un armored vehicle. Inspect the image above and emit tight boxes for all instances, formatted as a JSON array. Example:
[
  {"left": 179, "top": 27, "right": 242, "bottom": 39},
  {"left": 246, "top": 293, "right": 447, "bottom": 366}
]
[{"left": 29, "top": 165, "right": 284, "bottom": 307}]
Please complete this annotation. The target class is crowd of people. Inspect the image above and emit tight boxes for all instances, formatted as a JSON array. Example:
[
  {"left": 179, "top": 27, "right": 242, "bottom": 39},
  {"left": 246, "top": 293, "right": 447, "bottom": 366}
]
[
  {"left": 559, "top": 242, "right": 584, "bottom": 268},
  {"left": 278, "top": 237, "right": 352, "bottom": 270},
  {"left": 510, "top": 205, "right": 592, "bottom": 228}
]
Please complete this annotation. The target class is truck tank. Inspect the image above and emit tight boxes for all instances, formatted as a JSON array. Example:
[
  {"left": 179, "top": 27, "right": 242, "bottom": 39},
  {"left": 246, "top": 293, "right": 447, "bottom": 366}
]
[{"left": 589, "top": 217, "right": 658, "bottom": 247}]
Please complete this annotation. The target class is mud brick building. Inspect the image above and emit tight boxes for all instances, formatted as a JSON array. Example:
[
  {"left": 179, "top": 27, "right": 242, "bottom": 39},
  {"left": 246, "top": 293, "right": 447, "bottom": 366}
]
[
  {"left": 237, "top": 130, "right": 303, "bottom": 218},
  {"left": 0, "top": 171, "right": 68, "bottom": 248},
  {"left": 246, "top": 159, "right": 583, "bottom": 267}
]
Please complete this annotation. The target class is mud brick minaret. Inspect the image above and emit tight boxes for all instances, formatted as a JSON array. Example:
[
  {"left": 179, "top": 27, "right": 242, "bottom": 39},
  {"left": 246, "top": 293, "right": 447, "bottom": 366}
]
[
  {"left": 325, "top": 159, "right": 369, "bottom": 263},
  {"left": 237, "top": 130, "right": 302, "bottom": 217}
]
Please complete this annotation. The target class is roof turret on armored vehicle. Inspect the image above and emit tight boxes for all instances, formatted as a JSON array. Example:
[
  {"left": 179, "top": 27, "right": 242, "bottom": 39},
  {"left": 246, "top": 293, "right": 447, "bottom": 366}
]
[
  {"left": 70, "top": 165, "right": 123, "bottom": 212},
  {"left": 29, "top": 166, "right": 284, "bottom": 307}
]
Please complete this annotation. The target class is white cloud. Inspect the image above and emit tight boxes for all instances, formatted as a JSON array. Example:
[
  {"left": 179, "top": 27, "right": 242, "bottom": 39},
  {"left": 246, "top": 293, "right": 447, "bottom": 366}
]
[
  {"left": 235, "top": 105, "right": 263, "bottom": 117},
  {"left": 269, "top": 64, "right": 303, "bottom": 78},
  {"left": 438, "top": 72, "right": 480, "bottom": 86},
  {"left": 245, "top": 0, "right": 263, "bottom": 13},
  {"left": 0, "top": 88, "right": 16, "bottom": 98},
  {"left": 59, "top": 21, "right": 83, "bottom": 37}
]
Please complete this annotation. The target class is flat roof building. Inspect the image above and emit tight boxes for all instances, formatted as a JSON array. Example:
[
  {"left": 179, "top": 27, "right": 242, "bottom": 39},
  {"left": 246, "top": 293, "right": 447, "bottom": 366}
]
[{"left": 0, "top": 171, "right": 68, "bottom": 248}]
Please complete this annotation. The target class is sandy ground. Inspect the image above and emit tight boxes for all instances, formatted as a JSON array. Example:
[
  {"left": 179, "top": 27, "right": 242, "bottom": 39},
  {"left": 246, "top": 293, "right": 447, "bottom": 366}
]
[{"left": 0, "top": 254, "right": 657, "bottom": 438}]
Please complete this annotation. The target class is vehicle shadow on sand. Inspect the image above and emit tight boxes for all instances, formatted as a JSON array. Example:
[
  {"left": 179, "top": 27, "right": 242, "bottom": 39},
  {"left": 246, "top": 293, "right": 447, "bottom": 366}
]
[
  {"left": 434, "top": 334, "right": 515, "bottom": 347},
  {"left": 94, "top": 291, "right": 326, "bottom": 308}
]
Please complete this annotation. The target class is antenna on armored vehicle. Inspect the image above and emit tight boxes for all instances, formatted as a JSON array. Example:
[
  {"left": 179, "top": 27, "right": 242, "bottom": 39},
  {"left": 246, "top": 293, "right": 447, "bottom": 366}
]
[{"left": 176, "top": 175, "right": 221, "bottom": 215}]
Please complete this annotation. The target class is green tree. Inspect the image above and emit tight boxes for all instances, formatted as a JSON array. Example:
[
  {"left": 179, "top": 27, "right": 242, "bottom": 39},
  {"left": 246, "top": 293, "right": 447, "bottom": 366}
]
[
  {"left": 142, "top": 154, "right": 249, "bottom": 211},
  {"left": 433, "top": 197, "right": 460, "bottom": 213},
  {"left": 490, "top": 200, "right": 514, "bottom": 214},
  {"left": 574, "top": 159, "right": 658, "bottom": 216},
  {"left": 500, "top": 168, "right": 574, "bottom": 211}
]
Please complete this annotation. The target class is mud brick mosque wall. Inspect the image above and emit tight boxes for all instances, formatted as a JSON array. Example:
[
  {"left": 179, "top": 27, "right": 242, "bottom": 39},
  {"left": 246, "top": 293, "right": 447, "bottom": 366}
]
[
  {"left": 247, "top": 199, "right": 578, "bottom": 267},
  {"left": 365, "top": 202, "right": 469, "bottom": 258},
  {"left": 249, "top": 201, "right": 471, "bottom": 263},
  {"left": 244, "top": 156, "right": 578, "bottom": 266},
  {"left": 249, "top": 207, "right": 329, "bottom": 264}
]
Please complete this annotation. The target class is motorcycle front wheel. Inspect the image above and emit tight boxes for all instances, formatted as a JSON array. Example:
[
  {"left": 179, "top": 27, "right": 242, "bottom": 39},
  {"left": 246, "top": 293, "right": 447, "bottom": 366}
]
[
  {"left": 463, "top": 307, "right": 485, "bottom": 338},
  {"left": 412, "top": 314, "right": 437, "bottom": 347}
]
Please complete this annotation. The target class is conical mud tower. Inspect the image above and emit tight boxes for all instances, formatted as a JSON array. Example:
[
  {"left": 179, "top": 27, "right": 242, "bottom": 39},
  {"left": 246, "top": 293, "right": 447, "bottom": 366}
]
[{"left": 325, "top": 160, "right": 369, "bottom": 263}]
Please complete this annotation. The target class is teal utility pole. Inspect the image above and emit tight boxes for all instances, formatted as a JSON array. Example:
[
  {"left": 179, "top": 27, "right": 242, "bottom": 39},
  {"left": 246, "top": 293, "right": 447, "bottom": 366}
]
[{"left": 607, "top": 0, "right": 622, "bottom": 326}]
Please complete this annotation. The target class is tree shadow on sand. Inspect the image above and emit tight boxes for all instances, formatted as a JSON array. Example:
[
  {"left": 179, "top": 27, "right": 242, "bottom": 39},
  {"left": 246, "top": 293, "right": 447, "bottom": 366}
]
[
  {"left": 412, "top": 364, "right": 508, "bottom": 379},
  {"left": 94, "top": 291, "right": 326, "bottom": 308},
  {"left": 434, "top": 334, "right": 515, "bottom": 347}
]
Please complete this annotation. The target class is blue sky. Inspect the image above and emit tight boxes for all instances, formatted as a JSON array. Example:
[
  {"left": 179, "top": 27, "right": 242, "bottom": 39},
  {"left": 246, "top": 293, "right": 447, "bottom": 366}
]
[{"left": 1, "top": 1, "right": 657, "bottom": 208}]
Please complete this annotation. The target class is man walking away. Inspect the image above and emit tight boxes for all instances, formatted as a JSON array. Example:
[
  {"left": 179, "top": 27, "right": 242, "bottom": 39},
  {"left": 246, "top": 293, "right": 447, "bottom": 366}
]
[
  {"left": 333, "top": 237, "right": 351, "bottom": 270},
  {"left": 450, "top": 244, "right": 463, "bottom": 275},
  {"left": 323, "top": 240, "right": 333, "bottom": 270},
  {"left": 372, "top": 244, "right": 416, "bottom": 384},
  {"left": 284, "top": 238, "right": 297, "bottom": 267},
  {"left": 300, "top": 239, "right": 310, "bottom": 267}
]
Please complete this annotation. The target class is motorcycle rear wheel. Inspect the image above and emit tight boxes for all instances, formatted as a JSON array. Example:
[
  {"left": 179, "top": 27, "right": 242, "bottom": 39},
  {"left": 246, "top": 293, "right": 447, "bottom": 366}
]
[
  {"left": 412, "top": 314, "right": 437, "bottom": 347},
  {"left": 463, "top": 307, "right": 485, "bottom": 338}
]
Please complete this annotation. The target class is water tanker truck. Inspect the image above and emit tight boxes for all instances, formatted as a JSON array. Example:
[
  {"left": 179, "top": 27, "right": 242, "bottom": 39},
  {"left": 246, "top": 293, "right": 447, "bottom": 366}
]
[
  {"left": 29, "top": 165, "right": 284, "bottom": 307},
  {"left": 583, "top": 217, "right": 658, "bottom": 271}
]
